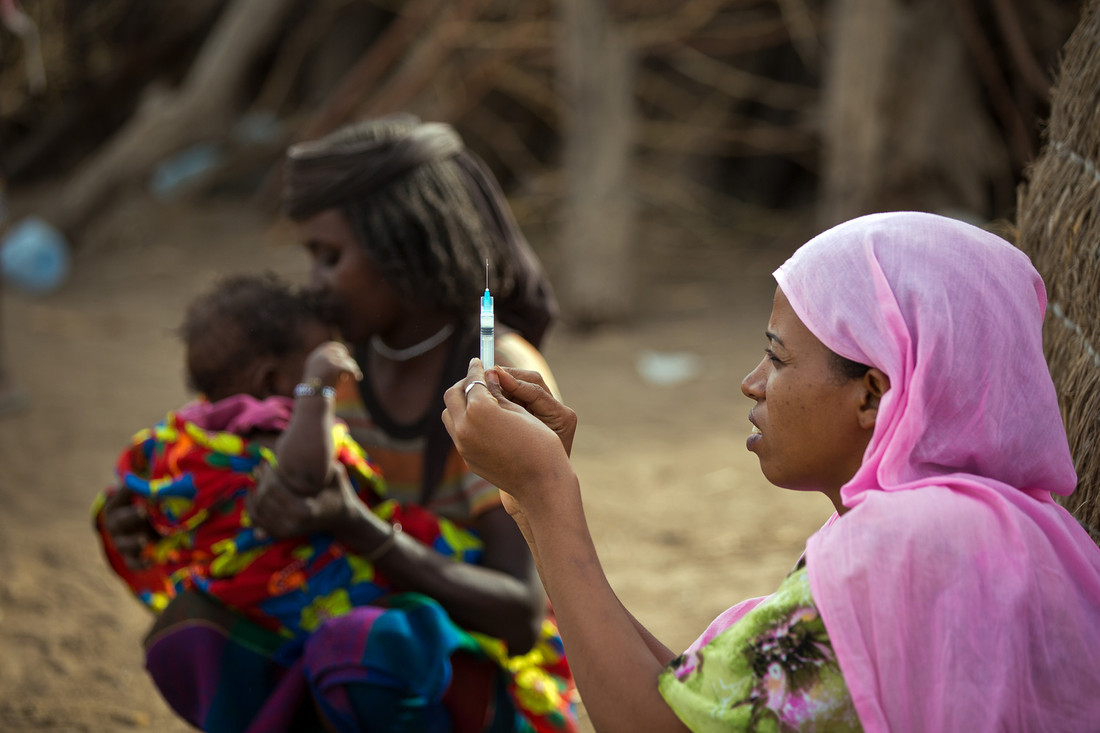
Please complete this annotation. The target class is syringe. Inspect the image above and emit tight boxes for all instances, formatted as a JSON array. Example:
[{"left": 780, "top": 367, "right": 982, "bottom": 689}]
[{"left": 480, "top": 260, "right": 494, "bottom": 369}]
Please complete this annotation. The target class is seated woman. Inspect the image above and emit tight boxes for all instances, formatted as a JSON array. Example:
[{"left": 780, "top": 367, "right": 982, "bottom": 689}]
[
  {"left": 96, "top": 273, "right": 481, "bottom": 641},
  {"left": 442, "top": 211, "right": 1100, "bottom": 731},
  {"left": 99, "top": 116, "right": 576, "bottom": 733}
]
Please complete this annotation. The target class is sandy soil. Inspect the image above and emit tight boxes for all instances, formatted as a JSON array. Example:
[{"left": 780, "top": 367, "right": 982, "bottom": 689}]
[{"left": 0, "top": 195, "right": 835, "bottom": 731}]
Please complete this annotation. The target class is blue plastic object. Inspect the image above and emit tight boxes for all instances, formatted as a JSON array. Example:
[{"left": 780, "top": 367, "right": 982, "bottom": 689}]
[
  {"left": 0, "top": 216, "right": 71, "bottom": 294},
  {"left": 149, "top": 143, "right": 224, "bottom": 197}
]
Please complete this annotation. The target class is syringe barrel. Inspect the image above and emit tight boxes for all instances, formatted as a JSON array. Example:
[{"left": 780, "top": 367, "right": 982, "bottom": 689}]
[{"left": 479, "top": 310, "right": 494, "bottom": 369}]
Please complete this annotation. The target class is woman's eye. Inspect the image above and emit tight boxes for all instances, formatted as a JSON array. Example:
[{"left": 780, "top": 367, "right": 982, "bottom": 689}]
[
  {"left": 305, "top": 241, "right": 340, "bottom": 267},
  {"left": 310, "top": 245, "right": 339, "bottom": 266},
  {"left": 765, "top": 348, "right": 784, "bottom": 365}
]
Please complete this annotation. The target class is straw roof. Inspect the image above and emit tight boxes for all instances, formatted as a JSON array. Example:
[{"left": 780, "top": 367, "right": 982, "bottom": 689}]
[{"left": 1016, "top": 0, "right": 1100, "bottom": 542}]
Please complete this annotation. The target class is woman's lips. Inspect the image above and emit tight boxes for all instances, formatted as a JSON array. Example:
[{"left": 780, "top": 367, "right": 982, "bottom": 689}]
[{"left": 746, "top": 421, "right": 762, "bottom": 450}]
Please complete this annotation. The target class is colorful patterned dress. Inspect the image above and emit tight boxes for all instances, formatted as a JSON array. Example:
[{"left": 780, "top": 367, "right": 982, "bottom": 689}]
[
  {"left": 658, "top": 560, "right": 861, "bottom": 732},
  {"left": 93, "top": 394, "right": 576, "bottom": 732}
]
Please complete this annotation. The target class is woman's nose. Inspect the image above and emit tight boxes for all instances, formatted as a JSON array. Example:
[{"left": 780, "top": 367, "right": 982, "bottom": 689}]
[
  {"left": 741, "top": 359, "right": 766, "bottom": 400},
  {"left": 307, "top": 266, "right": 327, "bottom": 294}
]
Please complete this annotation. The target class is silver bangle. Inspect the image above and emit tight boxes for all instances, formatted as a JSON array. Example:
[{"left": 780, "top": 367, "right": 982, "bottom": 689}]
[
  {"left": 294, "top": 379, "right": 336, "bottom": 399},
  {"left": 363, "top": 522, "right": 402, "bottom": 563}
]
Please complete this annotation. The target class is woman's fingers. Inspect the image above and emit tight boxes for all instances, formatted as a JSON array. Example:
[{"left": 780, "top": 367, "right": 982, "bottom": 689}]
[
  {"left": 248, "top": 465, "right": 301, "bottom": 538},
  {"left": 447, "top": 359, "right": 509, "bottom": 408},
  {"left": 495, "top": 367, "right": 552, "bottom": 404},
  {"left": 102, "top": 489, "right": 149, "bottom": 533},
  {"left": 249, "top": 463, "right": 358, "bottom": 540},
  {"left": 101, "top": 489, "right": 157, "bottom": 568},
  {"left": 102, "top": 499, "right": 149, "bottom": 536},
  {"left": 445, "top": 360, "right": 577, "bottom": 457},
  {"left": 492, "top": 368, "right": 577, "bottom": 456},
  {"left": 443, "top": 359, "right": 573, "bottom": 506},
  {"left": 495, "top": 368, "right": 551, "bottom": 408}
]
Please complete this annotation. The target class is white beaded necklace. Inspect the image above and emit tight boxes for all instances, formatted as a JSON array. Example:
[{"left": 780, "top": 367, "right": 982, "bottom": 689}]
[{"left": 369, "top": 323, "right": 455, "bottom": 362}]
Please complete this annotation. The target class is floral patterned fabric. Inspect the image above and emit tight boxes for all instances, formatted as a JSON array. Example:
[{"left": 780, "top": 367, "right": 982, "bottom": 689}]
[{"left": 658, "top": 562, "right": 861, "bottom": 732}]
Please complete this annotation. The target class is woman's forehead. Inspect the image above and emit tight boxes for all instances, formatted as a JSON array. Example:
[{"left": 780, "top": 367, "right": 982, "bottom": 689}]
[
  {"left": 766, "top": 286, "right": 793, "bottom": 331},
  {"left": 300, "top": 208, "right": 356, "bottom": 243},
  {"left": 767, "top": 286, "right": 829, "bottom": 356}
]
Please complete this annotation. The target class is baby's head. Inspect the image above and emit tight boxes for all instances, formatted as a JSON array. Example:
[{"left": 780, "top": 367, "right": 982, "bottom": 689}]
[{"left": 181, "top": 273, "right": 330, "bottom": 402}]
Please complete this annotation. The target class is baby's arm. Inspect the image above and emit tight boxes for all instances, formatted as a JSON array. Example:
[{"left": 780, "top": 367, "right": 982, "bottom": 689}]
[{"left": 273, "top": 341, "right": 361, "bottom": 496}]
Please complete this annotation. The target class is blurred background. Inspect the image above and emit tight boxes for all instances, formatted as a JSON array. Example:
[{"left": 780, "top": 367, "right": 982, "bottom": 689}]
[
  {"left": 0, "top": 0, "right": 1082, "bottom": 319},
  {"left": 0, "top": 0, "right": 1090, "bottom": 730}
]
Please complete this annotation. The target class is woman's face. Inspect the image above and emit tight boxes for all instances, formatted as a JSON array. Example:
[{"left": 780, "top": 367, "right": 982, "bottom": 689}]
[
  {"left": 740, "top": 287, "right": 876, "bottom": 505},
  {"left": 298, "top": 208, "right": 402, "bottom": 344}
]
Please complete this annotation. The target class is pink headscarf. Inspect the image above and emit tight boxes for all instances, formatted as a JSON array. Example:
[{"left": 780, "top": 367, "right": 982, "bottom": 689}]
[{"left": 774, "top": 212, "right": 1100, "bottom": 731}]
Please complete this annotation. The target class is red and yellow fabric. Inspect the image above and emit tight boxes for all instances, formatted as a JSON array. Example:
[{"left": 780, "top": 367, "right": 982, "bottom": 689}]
[{"left": 93, "top": 396, "right": 577, "bottom": 731}]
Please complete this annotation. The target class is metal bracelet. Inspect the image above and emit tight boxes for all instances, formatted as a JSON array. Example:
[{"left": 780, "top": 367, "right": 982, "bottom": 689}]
[{"left": 293, "top": 379, "right": 336, "bottom": 399}]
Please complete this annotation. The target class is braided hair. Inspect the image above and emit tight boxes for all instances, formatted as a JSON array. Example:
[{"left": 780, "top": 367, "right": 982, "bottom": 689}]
[
  {"left": 283, "top": 115, "right": 556, "bottom": 346},
  {"left": 287, "top": 118, "right": 511, "bottom": 317}
]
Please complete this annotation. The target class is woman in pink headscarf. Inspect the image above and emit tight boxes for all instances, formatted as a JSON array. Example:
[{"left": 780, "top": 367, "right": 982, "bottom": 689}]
[{"left": 441, "top": 211, "right": 1100, "bottom": 732}]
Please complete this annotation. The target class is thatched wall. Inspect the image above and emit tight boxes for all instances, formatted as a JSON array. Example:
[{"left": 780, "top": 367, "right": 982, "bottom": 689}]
[{"left": 1016, "top": 0, "right": 1100, "bottom": 541}]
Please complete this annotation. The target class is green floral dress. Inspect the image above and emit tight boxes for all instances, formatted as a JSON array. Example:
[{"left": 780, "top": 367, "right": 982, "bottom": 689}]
[{"left": 658, "top": 561, "right": 862, "bottom": 732}]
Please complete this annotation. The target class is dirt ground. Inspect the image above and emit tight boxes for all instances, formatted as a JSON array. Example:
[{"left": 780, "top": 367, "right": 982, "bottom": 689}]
[{"left": 0, "top": 194, "right": 835, "bottom": 731}]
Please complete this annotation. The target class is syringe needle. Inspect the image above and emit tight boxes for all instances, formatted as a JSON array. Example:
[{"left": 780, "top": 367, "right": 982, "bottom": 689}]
[{"left": 480, "top": 259, "right": 495, "bottom": 370}]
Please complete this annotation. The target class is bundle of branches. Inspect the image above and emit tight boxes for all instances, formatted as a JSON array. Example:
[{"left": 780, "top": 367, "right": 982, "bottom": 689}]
[
  {"left": 267, "top": 0, "right": 828, "bottom": 219},
  {"left": 275, "top": 0, "right": 829, "bottom": 325},
  {"left": 0, "top": 0, "right": 226, "bottom": 182},
  {"left": 2, "top": 0, "right": 1080, "bottom": 258},
  {"left": 0, "top": 0, "right": 830, "bottom": 240},
  {"left": 819, "top": 0, "right": 1079, "bottom": 228},
  {"left": 953, "top": 0, "right": 1079, "bottom": 181},
  {"left": 1016, "top": 0, "right": 1100, "bottom": 542}
]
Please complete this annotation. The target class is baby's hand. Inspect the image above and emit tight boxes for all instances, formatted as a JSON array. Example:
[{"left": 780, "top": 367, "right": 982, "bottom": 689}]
[{"left": 303, "top": 341, "right": 362, "bottom": 387}]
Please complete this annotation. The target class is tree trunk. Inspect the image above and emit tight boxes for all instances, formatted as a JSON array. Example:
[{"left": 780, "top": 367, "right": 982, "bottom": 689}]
[
  {"left": 46, "top": 0, "right": 298, "bottom": 240},
  {"left": 819, "top": 0, "right": 1005, "bottom": 227},
  {"left": 555, "top": 0, "right": 636, "bottom": 328}
]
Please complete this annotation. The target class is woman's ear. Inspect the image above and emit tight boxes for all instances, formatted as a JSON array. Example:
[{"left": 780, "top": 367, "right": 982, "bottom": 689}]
[{"left": 858, "top": 368, "right": 890, "bottom": 430}]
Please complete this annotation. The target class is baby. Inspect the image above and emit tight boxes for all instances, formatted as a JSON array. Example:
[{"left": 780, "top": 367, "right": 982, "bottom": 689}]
[{"left": 94, "top": 273, "right": 480, "bottom": 639}]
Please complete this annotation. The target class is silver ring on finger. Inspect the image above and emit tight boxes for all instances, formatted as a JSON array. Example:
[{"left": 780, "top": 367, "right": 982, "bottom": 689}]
[{"left": 464, "top": 380, "right": 488, "bottom": 397}]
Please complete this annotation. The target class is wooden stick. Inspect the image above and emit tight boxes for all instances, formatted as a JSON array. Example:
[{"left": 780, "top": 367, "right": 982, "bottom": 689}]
[
  {"left": 252, "top": 0, "right": 347, "bottom": 115},
  {"left": 293, "top": 0, "right": 445, "bottom": 142},
  {"left": 463, "top": 104, "right": 549, "bottom": 182},
  {"left": 358, "top": 0, "right": 492, "bottom": 117},
  {"left": 667, "top": 44, "right": 817, "bottom": 109},
  {"left": 637, "top": 118, "right": 815, "bottom": 156},
  {"left": 989, "top": 0, "right": 1053, "bottom": 99},
  {"left": 47, "top": 0, "right": 299, "bottom": 238}
]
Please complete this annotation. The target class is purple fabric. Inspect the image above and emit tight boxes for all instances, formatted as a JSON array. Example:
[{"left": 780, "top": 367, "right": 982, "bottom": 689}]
[
  {"left": 144, "top": 591, "right": 489, "bottom": 733},
  {"left": 176, "top": 395, "right": 293, "bottom": 435},
  {"left": 144, "top": 606, "right": 309, "bottom": 733}
]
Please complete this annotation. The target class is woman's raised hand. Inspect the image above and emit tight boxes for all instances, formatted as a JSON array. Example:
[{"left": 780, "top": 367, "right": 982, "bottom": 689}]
[{"left": 442, "top": 359, "right": 576, "bottom": 510}]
